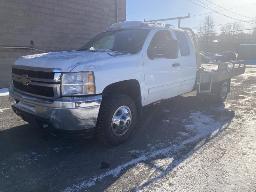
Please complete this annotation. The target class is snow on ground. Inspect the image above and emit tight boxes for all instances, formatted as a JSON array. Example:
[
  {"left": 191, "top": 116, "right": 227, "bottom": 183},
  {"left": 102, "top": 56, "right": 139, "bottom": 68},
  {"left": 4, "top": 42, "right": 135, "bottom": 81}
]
[
  {"left": 231, "top": 79, "right": 242, "bottom": 86},
  {"left": 183, "top": 112, "right": 228, "bottom": 143},
  {"left": 0, "top": 108, "right": 11, "bottom": 113},
  {"left": 0, "top": 88, "right": 9, "bottom": 97},
  {"left": 140, "top": 109, "right": 256, "bottom": 192},
  {"left": 135, "top": 67, "right": 256, "bottom": 192},
  {"left": 63, "top": 109, "right": 230, "bottom": 192},
  {"left": 140, "top": 118, "right": 256, "bottom": 192},
  {"left": 63, "top": 145, "right": 179, "bottom": 192}
]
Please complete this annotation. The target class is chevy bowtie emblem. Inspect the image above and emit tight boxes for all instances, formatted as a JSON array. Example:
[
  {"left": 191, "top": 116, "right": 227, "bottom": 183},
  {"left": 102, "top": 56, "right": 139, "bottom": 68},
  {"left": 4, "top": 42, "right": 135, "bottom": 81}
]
[{"left": 20, "top": 75, "right": 32, "bottom": 86}]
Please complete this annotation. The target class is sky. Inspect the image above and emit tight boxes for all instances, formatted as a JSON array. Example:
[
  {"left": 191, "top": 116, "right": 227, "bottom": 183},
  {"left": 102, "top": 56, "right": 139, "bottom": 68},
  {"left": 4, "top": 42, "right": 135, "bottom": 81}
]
[{"left": 126, "top": 0, "right": 256, "bottom": 32}]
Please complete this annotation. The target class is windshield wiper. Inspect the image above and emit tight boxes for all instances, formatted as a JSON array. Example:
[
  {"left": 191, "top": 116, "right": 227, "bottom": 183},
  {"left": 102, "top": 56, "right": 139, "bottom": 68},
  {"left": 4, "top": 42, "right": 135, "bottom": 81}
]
[{"left": 105, "top": 49, "right": 130, "bottom": 56}]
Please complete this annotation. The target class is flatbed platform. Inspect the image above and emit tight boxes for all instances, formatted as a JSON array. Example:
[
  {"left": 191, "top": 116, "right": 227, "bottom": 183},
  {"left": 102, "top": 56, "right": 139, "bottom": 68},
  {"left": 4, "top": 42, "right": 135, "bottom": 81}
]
[
  {"left": 197, "top": 62, "right": 246, "bottom": 93},
  {"left": 199, "top": 62, "right": 246, "bottom": 84}
]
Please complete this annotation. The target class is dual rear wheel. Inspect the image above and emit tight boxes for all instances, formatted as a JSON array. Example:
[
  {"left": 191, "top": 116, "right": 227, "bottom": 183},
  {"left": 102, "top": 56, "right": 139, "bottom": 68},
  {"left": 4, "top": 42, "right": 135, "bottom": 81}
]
[
  {"left": 198, "top": 79, "right": 231, "bottom": 103},
  {"left": 213, "top": 80, "right": 230, "bottom": 102}
]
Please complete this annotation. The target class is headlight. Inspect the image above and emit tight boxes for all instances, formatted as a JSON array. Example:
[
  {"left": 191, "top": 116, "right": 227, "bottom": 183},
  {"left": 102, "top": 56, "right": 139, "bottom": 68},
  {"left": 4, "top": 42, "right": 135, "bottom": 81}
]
[{"left": 61, "top": 72, "right": 95, "bottom": 96}]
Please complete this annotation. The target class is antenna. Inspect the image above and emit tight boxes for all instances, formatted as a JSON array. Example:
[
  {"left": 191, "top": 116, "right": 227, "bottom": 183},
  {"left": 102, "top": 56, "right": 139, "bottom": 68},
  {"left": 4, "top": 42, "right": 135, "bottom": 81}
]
[{"left": 145, "top": 14, "right": 191, "bottom": 28}]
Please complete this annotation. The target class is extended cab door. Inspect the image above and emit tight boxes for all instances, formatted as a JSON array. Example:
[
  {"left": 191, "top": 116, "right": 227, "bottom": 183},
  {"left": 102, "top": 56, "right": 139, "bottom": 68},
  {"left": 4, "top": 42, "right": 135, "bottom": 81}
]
[
  {"left": 143, "top": 30, "right": 183, "bottom": 105},
  {"left": 174, "top": 30, "right": 197, "bottom": 93}
]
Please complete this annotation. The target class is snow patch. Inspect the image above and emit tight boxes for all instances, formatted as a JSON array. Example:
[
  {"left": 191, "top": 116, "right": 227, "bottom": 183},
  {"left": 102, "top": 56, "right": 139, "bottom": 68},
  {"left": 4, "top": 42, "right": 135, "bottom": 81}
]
[
  {"left": 63, "top": 112, "right": 229, "bottom": 192},
  {"left": 183, "top": 112, "right": 228, "bottom": 145},
  {"left": 23, "top": 52, "right": 49, "bottom": 59},
  {"left": 153, "top": 157, "right": 174, "bottom": 170},
  {"left": 231, "top": 81, "right": 241, "bottom": 86},
  {"left": 0, "top": 88, "right": 9, "bottom": 97},
  {"left": 241, "top": 73, "right": 253, "bottom": 80},
  {"left": 63, "top": 147, "right": 179, "bottom": 192},
  {"left": 0, "top": 108, "right": 11, "bottom": 113}
]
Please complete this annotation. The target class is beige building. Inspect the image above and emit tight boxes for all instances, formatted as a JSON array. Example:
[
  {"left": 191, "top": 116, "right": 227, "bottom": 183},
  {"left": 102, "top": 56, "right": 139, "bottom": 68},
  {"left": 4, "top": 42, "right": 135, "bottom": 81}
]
[{"left": 0, "top": 0, "right": 126, "bottom": 87}]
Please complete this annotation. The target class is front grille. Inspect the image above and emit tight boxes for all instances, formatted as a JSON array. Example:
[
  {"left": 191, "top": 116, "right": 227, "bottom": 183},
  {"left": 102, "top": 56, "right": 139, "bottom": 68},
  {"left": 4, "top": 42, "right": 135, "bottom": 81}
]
[
  {"left": 12, "top": 68, "right": 55, "bottom": 80},
  {"left": 12, "top": 66, "right": 60, "bottom": 98},
  {"left": 13, "top": 80, "right": 55, "bottom": 98}
]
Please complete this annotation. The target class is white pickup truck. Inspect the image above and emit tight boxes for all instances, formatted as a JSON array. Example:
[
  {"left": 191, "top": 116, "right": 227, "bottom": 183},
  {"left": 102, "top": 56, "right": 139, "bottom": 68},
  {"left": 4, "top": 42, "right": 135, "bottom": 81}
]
[{"left": 10, "top": 21, "right": 245, "bottom": 145}]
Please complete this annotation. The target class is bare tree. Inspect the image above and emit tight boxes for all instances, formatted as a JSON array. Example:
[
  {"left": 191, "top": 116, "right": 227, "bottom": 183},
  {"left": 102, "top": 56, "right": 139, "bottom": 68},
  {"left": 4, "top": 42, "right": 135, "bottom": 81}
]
[
  {"left": 221, "top": 23, "right": 243, "bottom": 35},
  {"left": 198, "top": 16, "right": 216, "bottom": 52},
  {"left": 219, "top": 23, "right": 244, "bottom": 51},
  {"left": 202, "top": 16, "right": 215, "bottom": 35}
]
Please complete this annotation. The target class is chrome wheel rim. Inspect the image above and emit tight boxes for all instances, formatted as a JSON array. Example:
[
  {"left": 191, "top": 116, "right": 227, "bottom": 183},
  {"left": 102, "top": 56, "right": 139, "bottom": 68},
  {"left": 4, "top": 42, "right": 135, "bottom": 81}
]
[
  {"left": 220, "top": 81, "right": 229, "bottom": 100},
  {"left": 111, "top": 106, "right": 132, "bottom": 137}
]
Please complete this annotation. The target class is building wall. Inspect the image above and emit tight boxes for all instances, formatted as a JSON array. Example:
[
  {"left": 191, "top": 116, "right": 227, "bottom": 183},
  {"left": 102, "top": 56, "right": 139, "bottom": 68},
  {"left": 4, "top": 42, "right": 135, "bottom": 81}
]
[{"left": 0, "top": 0, "right": 126, "bottom": 87}]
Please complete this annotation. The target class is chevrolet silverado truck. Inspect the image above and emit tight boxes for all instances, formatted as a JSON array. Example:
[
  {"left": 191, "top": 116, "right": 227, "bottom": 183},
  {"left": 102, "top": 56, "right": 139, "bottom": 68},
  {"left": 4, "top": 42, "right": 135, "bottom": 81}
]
[{"left": 9, "top": 21, "right": 245, "bottom": 145}]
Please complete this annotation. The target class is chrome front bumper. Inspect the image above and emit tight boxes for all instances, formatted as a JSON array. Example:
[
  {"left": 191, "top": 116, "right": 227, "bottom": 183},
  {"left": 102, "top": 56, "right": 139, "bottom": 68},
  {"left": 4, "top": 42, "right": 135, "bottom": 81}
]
[{"left": 10, "top": 89, "right": 102, "bottom": 131}]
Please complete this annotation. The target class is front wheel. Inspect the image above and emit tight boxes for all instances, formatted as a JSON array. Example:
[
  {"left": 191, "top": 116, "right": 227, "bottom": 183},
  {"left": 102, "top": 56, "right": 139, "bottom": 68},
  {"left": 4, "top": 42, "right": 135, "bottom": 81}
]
[{"left": 97, "top": 94, "right": 138, "bottom": 146}]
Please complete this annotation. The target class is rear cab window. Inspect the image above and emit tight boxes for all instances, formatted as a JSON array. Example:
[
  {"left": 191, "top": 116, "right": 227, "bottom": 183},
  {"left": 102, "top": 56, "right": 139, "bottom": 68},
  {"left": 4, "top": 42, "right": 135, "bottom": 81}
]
[{"left": 175, "top": 31, "right": 190, "bottom": 56}]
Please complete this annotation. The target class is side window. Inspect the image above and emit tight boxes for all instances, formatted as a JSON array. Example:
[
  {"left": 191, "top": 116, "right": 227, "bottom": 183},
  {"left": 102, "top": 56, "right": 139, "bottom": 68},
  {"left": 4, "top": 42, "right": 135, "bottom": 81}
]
[
  {"left": 175, "top": 31, "right": 190, "bottom": 56},
  {"left": 148, "top": 30, "right": 178, "bottom": 60}
]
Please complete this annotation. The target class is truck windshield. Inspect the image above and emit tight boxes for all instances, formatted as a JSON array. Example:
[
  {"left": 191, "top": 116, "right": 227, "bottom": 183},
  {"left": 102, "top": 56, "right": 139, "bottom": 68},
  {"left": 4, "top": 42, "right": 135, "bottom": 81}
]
[{"left": 79, "top": 29, "right": 150, "bottom": 54}]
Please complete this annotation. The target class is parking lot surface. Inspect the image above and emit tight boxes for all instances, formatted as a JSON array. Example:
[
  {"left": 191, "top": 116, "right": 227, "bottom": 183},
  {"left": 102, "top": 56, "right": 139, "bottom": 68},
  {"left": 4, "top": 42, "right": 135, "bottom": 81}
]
[{"left": 0, "top": 66, "right": 256, "bottom": 192}]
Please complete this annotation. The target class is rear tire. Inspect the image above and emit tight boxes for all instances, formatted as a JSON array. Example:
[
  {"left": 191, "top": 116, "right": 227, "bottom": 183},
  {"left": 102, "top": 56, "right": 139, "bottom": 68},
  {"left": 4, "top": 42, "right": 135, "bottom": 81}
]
[
  {"left": 97, "top": 94, "right": 138, "bottom": 146},
  {"left": 212, "top": 80, "right": 230, "bottom": 102}
]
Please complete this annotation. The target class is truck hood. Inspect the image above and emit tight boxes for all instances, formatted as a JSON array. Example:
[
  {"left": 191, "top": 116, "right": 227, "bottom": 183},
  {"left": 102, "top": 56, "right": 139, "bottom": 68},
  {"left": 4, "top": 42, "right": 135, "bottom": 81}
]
[{"left": 15, "top": 50, "right": 128, "bottom": 72}]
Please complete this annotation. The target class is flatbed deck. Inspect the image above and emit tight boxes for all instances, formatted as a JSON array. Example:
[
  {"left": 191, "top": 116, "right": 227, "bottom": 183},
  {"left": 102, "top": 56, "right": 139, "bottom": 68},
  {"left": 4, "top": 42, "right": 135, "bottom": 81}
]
[
  {"left": 197, "top": 62, "right": 246, "bottom": 93},
  {"left": 199, "top": 62, "right": 246, "bottom": 84}
]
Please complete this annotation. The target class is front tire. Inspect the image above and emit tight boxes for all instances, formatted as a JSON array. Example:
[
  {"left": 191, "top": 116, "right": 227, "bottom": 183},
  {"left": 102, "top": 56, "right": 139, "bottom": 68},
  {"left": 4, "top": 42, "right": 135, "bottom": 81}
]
[{"left": 97, "top": 94, "right": 138, "bottom": 146}]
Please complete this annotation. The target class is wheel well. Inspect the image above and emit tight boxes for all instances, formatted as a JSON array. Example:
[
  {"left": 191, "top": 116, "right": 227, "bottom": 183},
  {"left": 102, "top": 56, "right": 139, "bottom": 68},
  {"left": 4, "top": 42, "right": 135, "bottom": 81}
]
[{"left": 102, "top": 80, "right": 142, "bottom": 109}]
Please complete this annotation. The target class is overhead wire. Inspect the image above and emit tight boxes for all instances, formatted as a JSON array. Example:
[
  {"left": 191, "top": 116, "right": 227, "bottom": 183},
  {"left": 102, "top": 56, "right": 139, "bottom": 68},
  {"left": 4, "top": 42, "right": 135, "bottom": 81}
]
[
  {"left": 187, "top": 0, "right": 256, "bottom": 24},
  {"left": 201, "top": 0, "right": 255, "bottom": 20}
]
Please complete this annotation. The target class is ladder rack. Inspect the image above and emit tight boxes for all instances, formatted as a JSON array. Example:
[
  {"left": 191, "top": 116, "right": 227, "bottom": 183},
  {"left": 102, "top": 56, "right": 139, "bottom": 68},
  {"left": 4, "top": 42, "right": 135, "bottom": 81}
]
[{"left": 145, "top": 14, "right": 191, "bottom": 28}]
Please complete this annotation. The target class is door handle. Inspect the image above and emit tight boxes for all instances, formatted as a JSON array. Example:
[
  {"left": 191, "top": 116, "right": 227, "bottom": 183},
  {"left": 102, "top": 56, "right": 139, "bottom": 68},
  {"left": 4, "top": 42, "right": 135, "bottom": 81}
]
[{"left": 172, "top": 63, "right": 180, "bottom": 67}]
